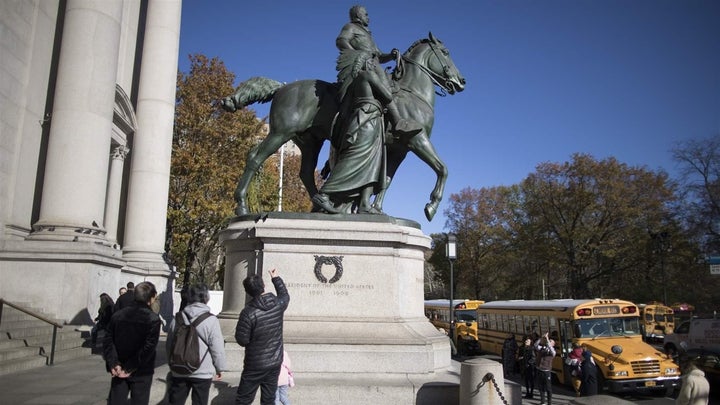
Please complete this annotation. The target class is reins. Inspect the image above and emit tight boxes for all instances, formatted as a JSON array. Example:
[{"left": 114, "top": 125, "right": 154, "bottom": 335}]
[{"left": 401, "top": 47, "right": 450, "bottom": 97}]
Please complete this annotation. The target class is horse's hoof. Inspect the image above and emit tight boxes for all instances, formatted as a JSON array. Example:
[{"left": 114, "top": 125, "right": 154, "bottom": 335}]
[{"left": 424, "top": 203, "right": 437, "bottom": 221}]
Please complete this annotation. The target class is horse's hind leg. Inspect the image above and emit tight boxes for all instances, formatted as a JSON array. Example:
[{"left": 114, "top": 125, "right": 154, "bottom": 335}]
[
  {"left": 234, "top": 131, "right": 293, "bottom": 215},
  {"left": 297, "top": 137, "right": 324, "bottom": 199}
]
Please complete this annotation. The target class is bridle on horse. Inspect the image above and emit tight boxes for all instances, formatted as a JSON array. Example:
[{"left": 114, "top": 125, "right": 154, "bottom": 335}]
[{"left": 400, "top": 40, "right": 455, "bottom": 97}]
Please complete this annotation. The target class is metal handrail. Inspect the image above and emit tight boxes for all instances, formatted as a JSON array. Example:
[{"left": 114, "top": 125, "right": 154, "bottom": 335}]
[{"left": 0, "top": 299, "right": 64, "bottom": 365}]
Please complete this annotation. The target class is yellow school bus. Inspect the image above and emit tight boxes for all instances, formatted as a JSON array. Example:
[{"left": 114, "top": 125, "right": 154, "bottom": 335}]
[
  {"left": 424, "top": 299, "right": 485, "bottom": 355},
  {"left": 475, "top": 299, "right": 681, "bottom": 394},
  {"left": 638, "top": 302, "right": 674, "bottom": 342}
]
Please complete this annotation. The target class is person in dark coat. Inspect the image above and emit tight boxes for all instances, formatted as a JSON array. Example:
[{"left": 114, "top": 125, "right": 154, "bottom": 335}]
[
  {"left": 103, "top": 282, "right": 161, "bottom": 405},
  {"left": 235, "top": 269, "right": 290, "bottom": 405},
  {"left": 91, "top": 293, "right": 114, "bottom": 346},
  {"left": 518, "top": 336, "right": 537, "bottom": 398},
  {"left": 580, "top": 349, "right": 598, "bottom": 396},
  {"left": 502, "top": 333, "right": 518, "bottom": 377},
  {"left": 113, "top": 281, "right": 135, "bottom": 312}
]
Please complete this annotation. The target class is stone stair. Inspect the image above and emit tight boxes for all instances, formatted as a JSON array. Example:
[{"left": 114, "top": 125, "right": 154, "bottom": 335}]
[{"left": 0, "top": 302, "right": 91, "bottom": 376}]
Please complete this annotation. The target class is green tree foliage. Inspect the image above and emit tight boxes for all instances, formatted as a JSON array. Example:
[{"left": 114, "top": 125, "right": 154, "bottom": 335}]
[
  {"left": 671, "top": 135, "right": 720, "bottom": 311},
  {"left": 445, "top": 186, "right": 525, "bottom": 300},
  {"left": 168, "top": 54, "right": 277, "bottom": 288},
  {"left": 438, "top": 153, "right": 706, "bottom": 306},
  {"left": 521, "top": 153, "right": 677, "bottom": 298},
  {"left": 673, "top": 135, "right": 720, "bottom": 251}
]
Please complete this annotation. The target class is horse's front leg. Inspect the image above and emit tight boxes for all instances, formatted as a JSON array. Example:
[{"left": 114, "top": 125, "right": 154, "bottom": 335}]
[{"left": 406, "top": 133, "right": 447, "bottom": 221}]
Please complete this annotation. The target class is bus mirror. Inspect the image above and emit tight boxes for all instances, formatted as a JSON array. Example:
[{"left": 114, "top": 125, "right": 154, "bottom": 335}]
[{"left": 612, "top": 345, "right": 623, "bottom": 355}]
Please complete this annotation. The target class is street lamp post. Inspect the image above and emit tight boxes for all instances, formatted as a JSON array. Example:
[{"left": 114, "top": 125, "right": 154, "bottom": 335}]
[{"left": 446, "top": 233, "right": 457, "bottom": 343}]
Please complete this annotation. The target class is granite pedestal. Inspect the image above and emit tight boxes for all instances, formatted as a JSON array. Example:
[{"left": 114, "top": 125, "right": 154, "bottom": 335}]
[{"left": 216, "top": 213, "right": 455, "bottom": 404}]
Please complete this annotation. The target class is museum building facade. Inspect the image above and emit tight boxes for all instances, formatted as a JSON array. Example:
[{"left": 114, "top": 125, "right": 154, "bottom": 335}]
[{"left": 0, "top": 0, "right": 182, "bottom": 323}]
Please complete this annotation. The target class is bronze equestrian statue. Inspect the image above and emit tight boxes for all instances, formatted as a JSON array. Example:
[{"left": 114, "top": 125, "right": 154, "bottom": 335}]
[{"left": 221, "top": 33, "right": 464, "bottom": 221}]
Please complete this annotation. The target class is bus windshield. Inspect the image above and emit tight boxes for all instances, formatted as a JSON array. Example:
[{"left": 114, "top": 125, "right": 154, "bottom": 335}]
[
  {"left": 456, "top": 310, "right": 477, "bottom": 322},
  {"left": 575, "top": 317, "right": 641, "bottom": 338},
  {"left": 654, "top": 314, "right": 671, "bottom": 323}
]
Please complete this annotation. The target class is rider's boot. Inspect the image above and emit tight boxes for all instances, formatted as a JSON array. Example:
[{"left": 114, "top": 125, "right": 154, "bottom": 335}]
[
  {"left": 386, "top": 102, "right": 421, "bottom": 137},
  {"left": 312, "top": 193, "right": 341, "bottom": 214}
]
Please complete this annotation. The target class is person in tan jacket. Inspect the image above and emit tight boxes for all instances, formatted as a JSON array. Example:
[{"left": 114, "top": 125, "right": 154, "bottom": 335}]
[{"left": 676, "top": 355, "right": 710, "bottom": 405}]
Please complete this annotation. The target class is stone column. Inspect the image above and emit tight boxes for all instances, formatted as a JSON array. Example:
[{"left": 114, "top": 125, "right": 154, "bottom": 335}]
[
  {"left": 104, "top": 145, "right": 129, "bottom": 246},
  {"left": 122, "top": 0, "right": 182, "bottom": 264},
  {"left": 30, "top": 0, "right": 122, "bottom": 242}
]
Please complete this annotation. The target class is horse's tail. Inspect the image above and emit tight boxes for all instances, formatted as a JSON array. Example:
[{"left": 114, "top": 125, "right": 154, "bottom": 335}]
[{"left": 222, "top": 77, "right": 284, "bottom": 112}]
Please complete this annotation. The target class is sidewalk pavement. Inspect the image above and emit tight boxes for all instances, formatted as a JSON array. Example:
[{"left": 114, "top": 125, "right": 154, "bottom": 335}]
[
  {"left": 0, "top": 351, "right": 111, "bottom": 405},
  {"left": 0, "top": 336, "right": 176, "bottom": 405},
  {"left": 0, "top": 334, "right": 254, "bottom": 405}
]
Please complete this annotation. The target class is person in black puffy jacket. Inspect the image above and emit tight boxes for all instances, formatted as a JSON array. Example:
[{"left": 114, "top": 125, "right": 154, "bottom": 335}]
[{"left": 235, "top": 268, "right": 290, "bottom": 405}]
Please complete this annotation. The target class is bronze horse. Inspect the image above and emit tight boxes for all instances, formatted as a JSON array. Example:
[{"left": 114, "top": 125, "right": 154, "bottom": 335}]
[{"left": 221, "top": 33, "right": 465, "bottom": 221}]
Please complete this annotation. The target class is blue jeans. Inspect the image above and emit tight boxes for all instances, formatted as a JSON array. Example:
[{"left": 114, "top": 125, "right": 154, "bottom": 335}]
[{"left": 275, "top": 384, "right": 290, "bottom": 405}]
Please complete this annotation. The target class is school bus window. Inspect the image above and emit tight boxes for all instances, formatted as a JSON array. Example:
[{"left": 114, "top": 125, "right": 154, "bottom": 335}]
[
  {"left": 457, "top": 310, "right": 477, "bottom": 322},
  {"left": 489, "top": 313, "right": 497, "bottom": 330},
  {"left": 539, "top": 317, "right": 550, "bottom": 335},
  {"left": 507, "top": 315, "right": 515, "bottom": 333}
]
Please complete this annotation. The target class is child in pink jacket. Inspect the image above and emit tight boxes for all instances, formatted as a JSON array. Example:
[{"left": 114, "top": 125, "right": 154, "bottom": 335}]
[{"left": 275, "top": 351, "right": 294, "bottom": 405}]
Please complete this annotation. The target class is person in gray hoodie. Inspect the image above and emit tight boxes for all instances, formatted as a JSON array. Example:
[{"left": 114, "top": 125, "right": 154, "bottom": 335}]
[{"left": 166, "top": 284, "right": 227, "bottom": 405}]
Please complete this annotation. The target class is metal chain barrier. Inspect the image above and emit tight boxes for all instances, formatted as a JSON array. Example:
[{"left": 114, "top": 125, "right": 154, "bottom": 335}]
[{"left": 487, "top": 373, "right": 510, "bottom": 405}]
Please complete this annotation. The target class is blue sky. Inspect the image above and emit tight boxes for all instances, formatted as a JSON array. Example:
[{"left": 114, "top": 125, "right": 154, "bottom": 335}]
[{"left": 179, "top": 0, "right": 720, "bottom": 235}]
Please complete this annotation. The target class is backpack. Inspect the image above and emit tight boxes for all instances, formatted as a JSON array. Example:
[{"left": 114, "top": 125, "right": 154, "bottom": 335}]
[{"left": 169, "top": 311, "right": 212, "bottom": 375}]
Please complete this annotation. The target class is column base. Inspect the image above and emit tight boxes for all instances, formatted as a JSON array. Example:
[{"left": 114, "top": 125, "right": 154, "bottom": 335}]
[{"left": 27, "top": 222, "right": 108, "bottom": 244}]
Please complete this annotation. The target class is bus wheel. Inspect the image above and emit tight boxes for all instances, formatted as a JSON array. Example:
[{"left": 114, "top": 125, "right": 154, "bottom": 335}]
[{"left": 663, "top": 343, "right": 677, "bottom": 358}]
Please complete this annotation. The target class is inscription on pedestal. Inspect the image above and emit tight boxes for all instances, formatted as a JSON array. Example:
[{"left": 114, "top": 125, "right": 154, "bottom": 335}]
[{"left": 287, "top": 281, "right": 375, "bottom": 297}]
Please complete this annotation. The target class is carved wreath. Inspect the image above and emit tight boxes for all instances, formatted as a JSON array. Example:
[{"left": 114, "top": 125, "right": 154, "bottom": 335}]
[{"left": 313, "top": 255, "right": 344, "bottom": 284}]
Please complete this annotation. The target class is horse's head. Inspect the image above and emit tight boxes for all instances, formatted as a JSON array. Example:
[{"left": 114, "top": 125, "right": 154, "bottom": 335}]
[{"left": 402, "top": 32, "right": 465, "bottom": 95}]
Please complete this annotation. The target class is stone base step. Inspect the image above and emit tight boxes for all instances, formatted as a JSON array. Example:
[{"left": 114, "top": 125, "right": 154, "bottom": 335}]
[
  {"left": 2, "top": 325, "right": 71, "bottom": 339},
  {"left": 0, "top": 354, "right": 47, "bottom": 377},
  {"left": 0, "top": 336, "right": 27, "bottom": 350},
  {"left": 43, "top": 346, "right": 91, "bottom": 363},
  {"left": 0, "top": 303, "right": 90, "bottom": 377},
  {"left": 0, "top": 345, "right": 39, "bottom": 362}
]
